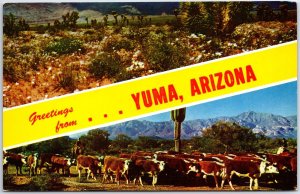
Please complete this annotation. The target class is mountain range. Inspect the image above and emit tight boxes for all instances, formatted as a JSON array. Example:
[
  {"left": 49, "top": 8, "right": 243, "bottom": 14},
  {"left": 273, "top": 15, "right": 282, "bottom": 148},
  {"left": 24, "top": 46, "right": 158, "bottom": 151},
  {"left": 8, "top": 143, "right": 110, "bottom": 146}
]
[
  {"left": 99, "top": 111, "right": 297, "bottom": 139},
  {"left": 3, "top": 3, "right": 179, "bottom": 24},
  {"left": 4, "top": 2, "right": 296, "bottom": 24}
]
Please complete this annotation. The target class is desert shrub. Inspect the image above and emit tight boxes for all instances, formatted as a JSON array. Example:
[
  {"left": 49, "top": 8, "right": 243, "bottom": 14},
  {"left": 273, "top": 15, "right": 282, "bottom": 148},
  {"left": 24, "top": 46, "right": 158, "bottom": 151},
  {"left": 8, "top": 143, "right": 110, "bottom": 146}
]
[
  {"left": 20, "top": 45, "right": 32, "bottom": 54},
  {"left": 103, "top": 36, "right": 134, "bottom": 52},
  {"left": 123, "top": 27, "right": 151, "bottom": 44},
  {"left": 82, "top": 30, "right": 104, "bottom": 42},
  {"left": 180, "top": 2, "right": 253, "bottom": 36},
  {"left": 3, "top": 175, "right": 14, "bottom": 189},
  {"left": 114, "top": 39, "right": 135, "bottom": 51},
  {"left": 35, "top": 25, "right": 48, "bottom": 34},
  {"left": 89, "top": 52, "right": 123, "bottom": 79},
  {"left": 45, "top": 38, "right": 83, "bottom": 55},
  {"left": 57, "top": 64, "right": 79, "bottom": 92},
  {"left": 4, "top": 58, "right": 31, "bottom": 82},
  {"left": 232, "top": 21, "right": 297, "bottom": 49},
  {"left": 115, "top": 69, "right": 135, "bottom": 82},
  {"left": 143, "top": 34, "right": 188, "bottom": 72},
  {"left": 27, "top": 174, "right": 63, "bottom": 191}
]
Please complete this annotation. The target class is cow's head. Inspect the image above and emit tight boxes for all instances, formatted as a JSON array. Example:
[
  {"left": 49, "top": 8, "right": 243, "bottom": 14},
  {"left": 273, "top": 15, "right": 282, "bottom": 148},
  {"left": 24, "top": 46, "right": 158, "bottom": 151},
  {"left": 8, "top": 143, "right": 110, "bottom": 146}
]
[
  {"left": 265, "top": 164, "right": 279, "bottom": 174},
  {"left": 187, "top": 163, "right": 200, "bottom": 174},
  {"left": 66, "top": 158, "right": 72, "bottom": 166},
  {"left": 124, "top": 159, "right": 132, "bottom": 172},
  {"left": 21, "top": 157, "right": 27, "bottom": 165},
  {"left": 96, "top": 156, "right": 104, "bottom": 166},
  {"left": 3, "top": 156, "right": 9, "bottom": 165},
  {"left": 158, "top": 161, "right": 165, "bottom": 172},
  {"left": 71, "top": 158, "right": 76, "bottom": 165},
  {"left": 277, "top": 146, "right": 285, "bottom": 154},
  {"left": 260, "top": 160, "right": 279, "bottom": 174}
]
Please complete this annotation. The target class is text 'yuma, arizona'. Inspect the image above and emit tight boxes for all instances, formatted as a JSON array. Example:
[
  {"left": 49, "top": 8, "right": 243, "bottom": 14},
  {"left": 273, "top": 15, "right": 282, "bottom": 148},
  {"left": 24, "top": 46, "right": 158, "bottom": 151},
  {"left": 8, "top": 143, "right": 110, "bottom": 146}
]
[{"left": 190, "top": 65, "right": 257, "bottom": 96}]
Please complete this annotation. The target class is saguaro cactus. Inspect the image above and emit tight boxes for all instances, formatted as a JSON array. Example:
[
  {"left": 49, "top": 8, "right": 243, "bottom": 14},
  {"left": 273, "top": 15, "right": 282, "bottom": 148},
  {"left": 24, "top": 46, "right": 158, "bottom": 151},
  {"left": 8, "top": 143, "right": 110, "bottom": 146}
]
[{"left": 171, "top": 107, "right": 186, "bottom": 152}]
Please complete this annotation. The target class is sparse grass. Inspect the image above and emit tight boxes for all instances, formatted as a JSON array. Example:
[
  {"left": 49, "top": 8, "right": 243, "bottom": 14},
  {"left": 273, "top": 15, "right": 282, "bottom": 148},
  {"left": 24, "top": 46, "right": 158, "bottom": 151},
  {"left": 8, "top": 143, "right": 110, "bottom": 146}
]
[
  {"left": 57, "top": 64, "right": 79, "bottom": 92},
  {"left": 27, "top": 174, "right": 63, "bottom": 191},
  {"left": 45, "top": 38, "right": 84, "bottom": 55},
  {"left": 2, "top": 19, "right": 297, "bottom": 108},
  {"left": 89, "top": 52, "right": 123, "bottom": 79}
]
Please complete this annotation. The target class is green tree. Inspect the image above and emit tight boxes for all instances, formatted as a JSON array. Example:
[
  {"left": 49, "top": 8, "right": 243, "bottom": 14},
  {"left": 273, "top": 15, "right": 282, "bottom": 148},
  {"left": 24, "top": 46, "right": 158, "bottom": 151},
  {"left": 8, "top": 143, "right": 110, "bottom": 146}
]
[
  {"left": 69, "top": 11, "right": 79, "bottom": 27},
  {"left": 111, "top": 11, "right": 118, "bottom": 25},
  {"left": 37, "top": 136, "right": 74, "bottom": 156},
  {"left": 79, "top": 129, "right": 110, "bottom": 154},
  {"left": 173, "top": 9, "right": 180, "bottom": 22},
  {"left": 4, "top": 13, "right": 19, "bottom": 37},
  {"left": 190, "top": 136, "right": 223, "bottom": 153},
  {"left": 180, "top": 2, "right": 253, "bottom": 36},
  {"left": 61, "top": 11, "right": 79, "bottom": 29},
  {"left": 135, "top": 136, "right": 159, "bottom": 150},
  {"left": 113, "top": 134, "right": 133, "bottom": 149},
  {"left": 202, "top": 121, "right": 257, "bottom": 153}
]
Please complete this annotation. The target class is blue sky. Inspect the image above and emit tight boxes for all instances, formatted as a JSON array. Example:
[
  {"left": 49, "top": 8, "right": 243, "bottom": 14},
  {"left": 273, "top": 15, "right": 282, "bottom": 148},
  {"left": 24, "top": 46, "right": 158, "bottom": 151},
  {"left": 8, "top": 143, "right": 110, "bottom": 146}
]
[
  {"left": 70, "top": 81, "right": 297, "bottom": 138},
  {"left": 139, "top": 81, "right": 297, "bottom": 122}
]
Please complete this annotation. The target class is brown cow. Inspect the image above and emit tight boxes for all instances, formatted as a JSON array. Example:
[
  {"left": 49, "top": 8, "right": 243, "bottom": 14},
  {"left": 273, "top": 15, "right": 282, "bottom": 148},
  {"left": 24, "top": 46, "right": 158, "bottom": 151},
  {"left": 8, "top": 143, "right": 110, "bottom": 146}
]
[
  {"left": 131, "top": 159, "right": 165, "bottom": 186},
  {"left": 51, "top": 155, "right": 72, "bottom": 176},
  {"left": 221, "top": 159, "right": 278, "bottom": 190},
  {"left": 4, "top": 152, "right": 27, "bottom": 175},
  {"left": 155, "top": 154, "right": 187, "bottom": 173},
  {"left": 102, "top": 156, "right": 132, "bottom": 185},
  {"left": 199, "top": 160, "right": 225, "bottom": 189},
  {"left": 77, "top": 155, "right": 103, "bottom": 180},
  {"left": 38, "top": 153, "right": 56, "bottom": 174},
  {"left": 27, "top": 154, "right": 38, "bottom": 176},
  {"left": 266, "top": 154, "right": 293, "bottom": 171}
]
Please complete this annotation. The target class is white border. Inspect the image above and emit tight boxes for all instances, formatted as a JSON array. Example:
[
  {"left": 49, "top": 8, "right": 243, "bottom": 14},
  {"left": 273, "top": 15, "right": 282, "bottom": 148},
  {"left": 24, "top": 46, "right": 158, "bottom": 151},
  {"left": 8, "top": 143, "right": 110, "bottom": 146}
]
[{"left": 1, "top": 1, "right": 299, "bottom": 193}]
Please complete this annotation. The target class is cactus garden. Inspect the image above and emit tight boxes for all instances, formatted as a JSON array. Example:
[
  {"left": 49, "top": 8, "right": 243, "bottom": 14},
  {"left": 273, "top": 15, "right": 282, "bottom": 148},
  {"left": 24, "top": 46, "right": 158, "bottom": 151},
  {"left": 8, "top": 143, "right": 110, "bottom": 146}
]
[{"left": 3, "top": 2, "right": 297, "bottom": 108}]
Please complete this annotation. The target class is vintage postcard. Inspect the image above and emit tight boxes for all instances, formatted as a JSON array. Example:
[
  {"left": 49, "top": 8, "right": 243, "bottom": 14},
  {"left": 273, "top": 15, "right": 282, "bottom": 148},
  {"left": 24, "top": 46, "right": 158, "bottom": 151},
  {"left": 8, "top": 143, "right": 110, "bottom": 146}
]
[{"left": 2, "top": 1, "right": 297, "bottom": 191}]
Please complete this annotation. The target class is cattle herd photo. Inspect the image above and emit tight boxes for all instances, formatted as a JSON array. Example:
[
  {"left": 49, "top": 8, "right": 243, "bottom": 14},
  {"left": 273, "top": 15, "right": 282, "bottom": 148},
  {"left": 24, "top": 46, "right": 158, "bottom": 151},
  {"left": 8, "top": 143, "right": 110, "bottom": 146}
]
[
  {"left": 3, "top": 105, "right": 298, "bottom": 191},
  {"left": 2, "top": 1, "right": 297, "bottom": 192}
]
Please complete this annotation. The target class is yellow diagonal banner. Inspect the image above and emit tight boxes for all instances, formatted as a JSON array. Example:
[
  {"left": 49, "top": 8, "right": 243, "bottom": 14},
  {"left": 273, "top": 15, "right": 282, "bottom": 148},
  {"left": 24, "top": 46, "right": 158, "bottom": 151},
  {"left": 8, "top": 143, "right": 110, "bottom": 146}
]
[{"left": 3, "top": 41, "right": 297, "bottom": 149}]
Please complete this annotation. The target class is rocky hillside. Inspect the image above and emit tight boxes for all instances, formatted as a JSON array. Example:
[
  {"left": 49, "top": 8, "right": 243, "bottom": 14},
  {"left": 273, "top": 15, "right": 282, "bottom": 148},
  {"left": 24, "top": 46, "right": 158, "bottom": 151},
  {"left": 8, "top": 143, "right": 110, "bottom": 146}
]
[{"left": 3, "top": 3, "right": 179, "bottom": 24}]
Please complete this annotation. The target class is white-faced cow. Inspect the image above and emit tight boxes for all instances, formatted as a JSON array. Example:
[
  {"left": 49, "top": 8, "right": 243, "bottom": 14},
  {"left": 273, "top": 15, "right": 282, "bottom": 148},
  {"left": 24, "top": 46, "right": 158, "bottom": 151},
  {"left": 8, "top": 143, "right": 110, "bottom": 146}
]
[
  {"left": 130, "top": 159, "right": 165, "bottom": 186},
  {"left": 198, "top": 160, "right": 225, "bottom": 189},
  {"left": 4, "top": 152, "right": 27, "bottom": 175},
  {"left": 76, "top": 155, "right": 103, "bottom": 180},
  {"left": 102, "top": 156, "right": 132, "bottom": 185},
  {"left": 51, "top": 155, "right": 72, "bottom": 176},
  {"left": 221, "top": 159, "right": 279, "bottom": 190}
]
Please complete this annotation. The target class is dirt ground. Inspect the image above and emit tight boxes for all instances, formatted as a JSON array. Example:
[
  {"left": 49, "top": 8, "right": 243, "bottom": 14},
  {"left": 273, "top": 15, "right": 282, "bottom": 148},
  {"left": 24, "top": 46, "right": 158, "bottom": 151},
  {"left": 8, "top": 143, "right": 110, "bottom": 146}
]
[{"left": 4, "top": 166, "right": 289, "bottom": 191}]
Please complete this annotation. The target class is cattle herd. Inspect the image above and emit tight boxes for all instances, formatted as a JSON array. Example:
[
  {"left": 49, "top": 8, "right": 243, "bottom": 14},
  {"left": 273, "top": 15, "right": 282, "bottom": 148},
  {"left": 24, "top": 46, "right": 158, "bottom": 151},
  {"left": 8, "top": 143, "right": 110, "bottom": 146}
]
[{"left": 3, "top": 147, "right": 297, "bottom": 191}]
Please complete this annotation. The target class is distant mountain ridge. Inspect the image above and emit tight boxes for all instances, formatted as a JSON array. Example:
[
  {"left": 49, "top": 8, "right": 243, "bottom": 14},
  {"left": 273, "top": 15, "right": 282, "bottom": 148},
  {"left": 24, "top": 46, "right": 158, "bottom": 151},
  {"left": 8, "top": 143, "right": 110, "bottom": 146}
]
[
  {"left": 3, "top": 3, "right": 179, "bottom": 23},
  {"left": 102, "top": 111, "right": 297, "bottom": 139}
]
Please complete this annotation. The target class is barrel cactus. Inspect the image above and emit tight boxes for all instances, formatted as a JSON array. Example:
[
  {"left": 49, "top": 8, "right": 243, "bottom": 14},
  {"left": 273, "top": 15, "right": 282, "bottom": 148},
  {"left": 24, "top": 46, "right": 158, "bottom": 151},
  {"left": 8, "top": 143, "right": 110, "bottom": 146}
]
[{"left": 171, "top": 107, "right": 186, "bottom": 152}]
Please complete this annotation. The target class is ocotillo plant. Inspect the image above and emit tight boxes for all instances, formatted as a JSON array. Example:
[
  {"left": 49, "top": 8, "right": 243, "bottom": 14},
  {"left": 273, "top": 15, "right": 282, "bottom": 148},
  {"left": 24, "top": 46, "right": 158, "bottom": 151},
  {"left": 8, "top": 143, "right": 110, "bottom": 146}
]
[{"left": 171, "top": 107, "right": 186, "bottom": 152}]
